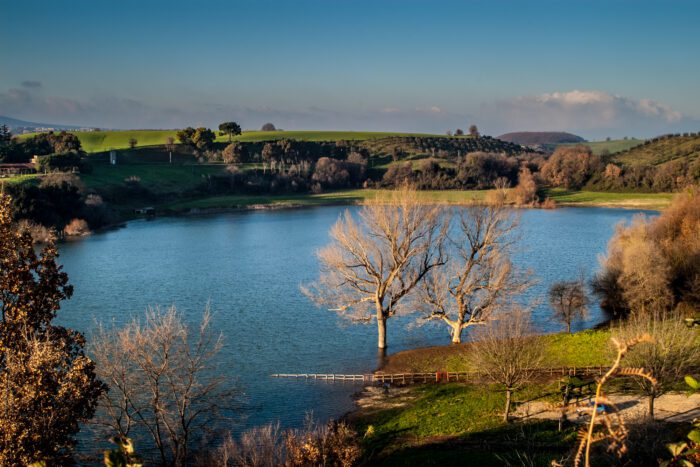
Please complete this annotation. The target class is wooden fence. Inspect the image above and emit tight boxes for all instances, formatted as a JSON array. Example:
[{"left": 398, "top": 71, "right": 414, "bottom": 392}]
[{"left": 271, "top": 366, "right": 612, "bottom": 384}]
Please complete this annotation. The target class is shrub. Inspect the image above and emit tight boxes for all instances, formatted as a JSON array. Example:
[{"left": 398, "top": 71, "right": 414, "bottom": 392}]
[{"left": 64, "top": 218, "right": 91, "bottom": 236}]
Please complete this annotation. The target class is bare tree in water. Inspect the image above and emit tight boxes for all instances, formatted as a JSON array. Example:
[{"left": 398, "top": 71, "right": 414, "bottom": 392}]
[
  {"left": 418, "top": 201, "right": 530, "bottom": 343},
  {"left": 303, "top": 186, "right": 447, "bottom": 351}
]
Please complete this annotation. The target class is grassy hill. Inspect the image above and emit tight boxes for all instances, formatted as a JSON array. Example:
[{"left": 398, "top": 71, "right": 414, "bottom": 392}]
[
  {"left": 19, "top": 130, "right": 446, "bottom": 153},
  {"left": 611, "top": 133, "right": 700, "bottom": 166},
  {"left": 560, "top": 138, "right": 645, "bottom": 155}
]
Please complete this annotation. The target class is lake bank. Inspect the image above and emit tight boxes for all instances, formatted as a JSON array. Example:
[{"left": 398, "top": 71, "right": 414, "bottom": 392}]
[{"left": 158, "top": 188, "right": 673, "bottom": 217}]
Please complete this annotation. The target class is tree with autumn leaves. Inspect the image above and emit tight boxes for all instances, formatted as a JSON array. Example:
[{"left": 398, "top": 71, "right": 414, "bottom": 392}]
[{"left": 0, "top": 194, "right": 106, "bottom": 465}]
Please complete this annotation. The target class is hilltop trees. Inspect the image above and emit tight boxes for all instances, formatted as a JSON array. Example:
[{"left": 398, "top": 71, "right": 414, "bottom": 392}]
[
  {"left": 177, "top": 127, "right": 216, "bottom": 152},
  {"left": 0, "top": 194, "right": 105, "bottom": 464},
  {"left": 304, "top": 187, "right": 447, "bottom": 351},
  {"left": 219, "top": 121, "right": 242, "bottom": 142},
  {"left": 261, "top": 122, "right": 277, "bottom": 131},
  {"left": 418, "top": 202, "right": 530, "bottom": 343},
  {"left": 469, "top": 125, "right": 479, "bottom": 137}
]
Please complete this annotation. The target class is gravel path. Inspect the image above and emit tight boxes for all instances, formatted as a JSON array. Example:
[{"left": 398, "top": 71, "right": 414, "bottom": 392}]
[{"left": 515, "top": 393, "right": 700, "bottom": 423}]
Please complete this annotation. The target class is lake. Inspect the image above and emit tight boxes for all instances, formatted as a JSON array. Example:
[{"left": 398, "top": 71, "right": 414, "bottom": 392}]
[{"left": 55, "top": 205, "right": 651, "bottom": 436}]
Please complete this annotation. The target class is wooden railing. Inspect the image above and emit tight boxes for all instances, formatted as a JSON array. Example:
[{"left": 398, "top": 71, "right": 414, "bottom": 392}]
[{"left": 271, "top": 366, "right": 613, "bottom": 384}]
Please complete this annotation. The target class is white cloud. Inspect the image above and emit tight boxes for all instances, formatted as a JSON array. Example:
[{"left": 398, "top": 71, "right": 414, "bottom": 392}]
[{"left": 480, "top": 90, "right": 690, "bottom": 137}]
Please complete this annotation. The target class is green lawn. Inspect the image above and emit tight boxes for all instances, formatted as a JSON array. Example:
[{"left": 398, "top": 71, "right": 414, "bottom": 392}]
[
  {"left": 355, "top": 383, "right": 575, "bottom": 466},
  {"left": 380, "top": 329, "right": 613, "bottom": 374}
]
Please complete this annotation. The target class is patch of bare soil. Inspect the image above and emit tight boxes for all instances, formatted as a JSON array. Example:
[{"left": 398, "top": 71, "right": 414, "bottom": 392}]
[{"left": 514, "top": 393, "right": 700, "bottom": 423}]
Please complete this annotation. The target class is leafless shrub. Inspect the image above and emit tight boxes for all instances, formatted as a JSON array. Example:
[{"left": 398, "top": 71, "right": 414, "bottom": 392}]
[
  {"left": 549, "top": 275, "right": 588, "bottom": 333},
  {"left": 91, "top": 305, "right": 237, "bottom": 466},
  {"left": 472, "top": 308, "right": 544, "bottom": 422},
  {"left": 200, "top": 419, "right": 361, "bottom": 467},
  {"left": 16, "top": 218, "right": 53, "bottom": 243},
  {"left": 511, "top": 167, "right": 538, "bottom": 206},
  {"left": 39, "top": 172, "right": 85, "bottom": 192},
  {"left": 64, "top": 218, "right": 91, "bottom": 236},
  {"left": 614, "top": 314, "right": 700, "bottom": 419}
]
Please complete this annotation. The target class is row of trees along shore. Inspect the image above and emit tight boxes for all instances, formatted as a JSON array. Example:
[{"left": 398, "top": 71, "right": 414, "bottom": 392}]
[{"left": 0, "top": 184, "right": 698, "bottom": 464}]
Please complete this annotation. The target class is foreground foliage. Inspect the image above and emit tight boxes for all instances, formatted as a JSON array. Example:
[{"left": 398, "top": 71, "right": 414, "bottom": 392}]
[{"left": 0, "top": 194, "right": 106, "bottom": 464}]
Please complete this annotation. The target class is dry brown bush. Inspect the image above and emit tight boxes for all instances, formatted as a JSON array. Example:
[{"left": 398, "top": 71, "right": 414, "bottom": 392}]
[
  {"left": 593, "top": 187, "right": 700, "bottom": 316},
  {"left": 200, "top": 419, "right": 361, "bottom": 467},
  {"left": 63, "top": 218, "right": 91, "bottom": 236}
]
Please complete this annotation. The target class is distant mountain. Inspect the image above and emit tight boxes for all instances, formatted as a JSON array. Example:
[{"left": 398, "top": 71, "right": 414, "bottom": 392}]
[
  {"left": 0, "top": 115, "right": 84, "bottom": 132},
  {"left": 497, "top": 131, "right": 586, "bottom": 145}
]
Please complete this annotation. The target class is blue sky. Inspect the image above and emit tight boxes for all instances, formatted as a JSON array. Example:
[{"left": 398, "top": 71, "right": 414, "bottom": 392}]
[{"left": 1, "top": 0, "right": 699, "bottom": 138}]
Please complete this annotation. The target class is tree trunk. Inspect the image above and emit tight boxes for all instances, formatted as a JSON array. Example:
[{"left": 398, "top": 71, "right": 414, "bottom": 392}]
[
  {"left": 450, "top": 322, "right": 462, "bottom": 344},
  {"left": 567, "top": 321, "right": 571, "bottom": 334},
  {"left": 377, "top": 316, "right": 387, "bottom": 350},
  {"left": 648, "top": 395, "right": 655, "bottom": 420},
  {"left": 503, "top": 389, "right": 512, "bottom": 423}
]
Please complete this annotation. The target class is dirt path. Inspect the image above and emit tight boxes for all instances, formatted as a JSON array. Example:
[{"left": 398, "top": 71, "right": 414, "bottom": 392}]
[{"left": 514, "top": 393, "right": 700, "bottom": 423}]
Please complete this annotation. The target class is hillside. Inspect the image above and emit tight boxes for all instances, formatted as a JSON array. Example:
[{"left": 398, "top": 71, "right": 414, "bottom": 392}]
[
  {"left": 611, "top": 133, "right": 700, "bottom": 166},
  {"left": 573, "top": 138, "right": 645, "bottom": 155},
  {"left": 497, "top": 131, "right": 585, "bottom": 145},
  {"left": 18, "top": 129, "right": 446, "bottom": 153}
]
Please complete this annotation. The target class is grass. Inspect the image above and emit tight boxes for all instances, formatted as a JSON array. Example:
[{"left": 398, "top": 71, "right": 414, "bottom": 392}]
[
  {"left": 544, "top": 188, "right": 674, "bottom": 209},
  {"left": 81, "top": 163, "right": 226, "bottom": 195},
  {"left": 379, "top": 329, "right": 613, "bottom": 374},
  {"left": 0, "top": 174, "right": 41, "bottom": 186},
  {"left": 563, "top": 138, "right": 645, "bottom": 155},
  {"left": 354, "top": 383, "right": 575, "bottom": 466},
  {"left": 163, "top": 189, "right": 489, "bottom": 212},
  {"left": 19, "top": 130, "right": 444, "bottom": 153}
]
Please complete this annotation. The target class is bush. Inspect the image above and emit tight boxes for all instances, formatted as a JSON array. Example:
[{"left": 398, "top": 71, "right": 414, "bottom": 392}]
[
  {"left": 35, "top": 152, "right": 84, "bottom": 173},
  {"left": 63, "top": 218, "right": 91, "bottom": 236}
]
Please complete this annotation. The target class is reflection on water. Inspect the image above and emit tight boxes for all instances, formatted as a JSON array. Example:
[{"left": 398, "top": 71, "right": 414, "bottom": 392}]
[{"left": 55, "top": 206, "right": 650, "bottom": 434}]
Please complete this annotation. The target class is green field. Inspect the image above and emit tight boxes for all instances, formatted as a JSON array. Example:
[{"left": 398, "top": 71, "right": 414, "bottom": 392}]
[
  {"left": 81, "top": 163, "right": 226, "bottom": 195},
  {"left": 164, "top": 189, "right": 489, "bottom": 212},
  {"left": 544, "top": 188, "right": 674, "bottom": 209},
  {"left": 19, "top": 129, "right": 445, "bottom": 153},
  {"left": 566, "top": 138, "right": 645, "bottom": 155}
]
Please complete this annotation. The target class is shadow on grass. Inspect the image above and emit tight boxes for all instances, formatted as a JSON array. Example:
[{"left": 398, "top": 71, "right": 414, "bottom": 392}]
[{"left": 364, "top": 420, "right": 576, "bottom": 466}]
